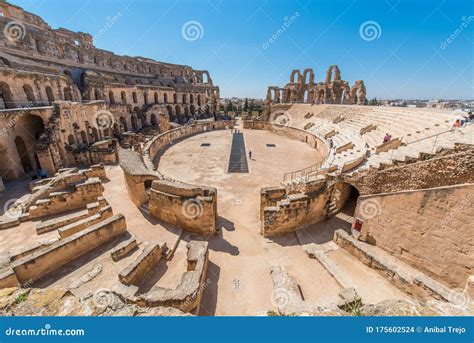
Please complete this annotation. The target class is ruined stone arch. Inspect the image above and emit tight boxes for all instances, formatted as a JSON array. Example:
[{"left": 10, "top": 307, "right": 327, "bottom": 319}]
[
  {"left": 143, "top": 92, "right": 149, "bottom": 105},
  {"left": 316, "top": 87, "right": 326, "bottom": 104},
  {"left": 80, "top": 130, "right": 88, "bottom": 144},
  {"left": 166, "top": 105, "right": 175, "bottom": 122},
  {"left": 119, "top": 116, "right": 128, "bottom": 132},
  {"left": 45, "top": 86, "right": 54, "bottom": 103},
  {"left": 94, "top": 89, "right": 102, "bottom": 101},
  {"left": 182, "top": 94, "right": 187, "bottom": 104},
  {"left": 197, "top": 94, "right": 202, "bottom": 106},
  {"left": 173, "top": 93, "right": 178, "bottom": 104},
  {"left": 0, "top": 81, "right": 15, "bottom": 109},
  {"left": 0, "top": 144, "right": 16, "bottom": 180},
  {"left": 202, "top": 71, "right": 211, "bottom": 84},
  {"left": 109, "top": 91, "right": 115, "bottom": 104},
  {"left": 23, "top": 84, "right": 36, "bottom": 104},
  {"left": 175, "top": 105, "right": 184, "bottom": 123},
  {"left": 63, "top": 87, "right": 73, "bottom": 102},
  {"left": 290, "top": 69, "right": 301, "bottom": 84},
  {"left": 15, "top": 136, "right": 33, "bottom": 174},
  {"left": 350, "top": 80, "right": 366, "bottom": 105},
  {"left": 131, "top": 114, "right": 138, "bottom": 131},
  {"left": 340, "top": 82, "right": 351, "bottom": 104},
  {"left": 154, "top": 92, "right": 158, "bottom": 104},
  {"left": 302, "top": 68, "right": 314, "bottom": 85},
  {"left": 67, "top": 134, "right": 76, "bottom": 145},
  {"left": 329, "top": 181, "right": 360, "bottom": 217},
  {"left": 190, "top": 104, "right": 196, "bottom": 116},
  {"left": 150, "top": 113, "right": 158, "bottom": 126},
  {"left": 163, "top": 93, "right": 168, "bottom": 104},
  {"left": 325, "top": 65, "right": 341, "bottom": 83},
  {"left": 91, "top": 127, "right": 99, "bottom": 141},
  {"left": 113, "top": 123, "right": 120, "bottom": 136},
  {"left": 121, "top": 91, "right": 127, "bottom": 104}
]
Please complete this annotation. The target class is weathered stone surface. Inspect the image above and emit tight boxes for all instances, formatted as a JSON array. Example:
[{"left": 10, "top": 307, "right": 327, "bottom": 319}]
[{"left": 0, "top": 287, "right": 190, "bottom": 316}]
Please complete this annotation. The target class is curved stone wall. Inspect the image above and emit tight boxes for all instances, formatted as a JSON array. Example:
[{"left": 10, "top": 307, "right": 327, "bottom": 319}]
[
  {"left": 243, "top": 120, "right": 331, "bottom": 237},
  {"left": 242, "top": 120, "right": 329, "bottom": 158},
  {"left": 120, "top": 120, "right": 234, "bottom": 235}
]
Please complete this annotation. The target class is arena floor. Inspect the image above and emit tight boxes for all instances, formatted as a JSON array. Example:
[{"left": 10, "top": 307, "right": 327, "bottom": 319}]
[{"left": 157, "top": 120, "right": 408, "bottom": 315}]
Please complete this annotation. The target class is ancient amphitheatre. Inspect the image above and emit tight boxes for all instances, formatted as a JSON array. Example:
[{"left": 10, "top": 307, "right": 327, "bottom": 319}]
[{"left": 0, "top": 1, "right": 472, "bottom": 317}]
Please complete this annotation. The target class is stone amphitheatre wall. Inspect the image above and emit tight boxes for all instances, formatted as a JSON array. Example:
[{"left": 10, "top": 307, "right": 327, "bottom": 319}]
[
  {"left": 149, "top": 180, "right": 217, "bottom": 236},
  {"left": 347, "top": 148, "right": 474, "bottom": 195},
  {"left": 120, "top": 121, "right": 233, "bottom": 234},
  {"left": 143, "top": 120, "right": 234, "bottom": 170},
  {"left": 243, "top": 120, "right": 331, "bottom": 237},
  {"left": 0, "top": 1, "right": 221, "bottom": 181},
  {"left": 356, "top": 184, "right": 473, "bottom": 289},
  {"left": 260, "top": 179, "right": 330, "bottom": 236},
  {"left": 243, "top": 120, "right": 329, "bottom": 157}
]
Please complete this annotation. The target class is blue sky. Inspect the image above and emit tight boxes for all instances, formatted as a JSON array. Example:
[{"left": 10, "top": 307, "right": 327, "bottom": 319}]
[{"left": 12, "top": 0, "right": 474, "bottom": 99}]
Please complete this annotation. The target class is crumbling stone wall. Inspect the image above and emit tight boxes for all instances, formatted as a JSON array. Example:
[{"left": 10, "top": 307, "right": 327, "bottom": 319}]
[
  {"left": 0, "top": 1, "right": 221, "bottom": 181},
  {"left": 355, "top": 184, "right": 473, "bottom": 289},
  {"left": 260, "top": 179, "right": 329, "bottom": 237},
  {"left": 243, "top": 120, "right": 328, "bottom": 157},
  {"left": 148, "top": 180, "right": 217, "bottom": 236},
  {"left": 264, "top": 65, "right": 365, "bottom": 113},
  {"left": 347, "top": 149, "right": 474, "bottom": 195}
]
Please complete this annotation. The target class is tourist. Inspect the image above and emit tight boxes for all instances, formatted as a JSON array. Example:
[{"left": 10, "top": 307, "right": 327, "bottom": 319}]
[
  {"left": 383, "top": 133, "right": 392, "bottom": 143},
  {"left": 328, "top": 138, "right": 333, "bottom": 150},
  {"left": 451, "top": 119, "right": 461, "bottom": 132},
  {"left": 248, "top": 150, "right": 252, "bottom": 159},
  {"left": 39, "top": 169, "right": 48, "bottom": 179}
]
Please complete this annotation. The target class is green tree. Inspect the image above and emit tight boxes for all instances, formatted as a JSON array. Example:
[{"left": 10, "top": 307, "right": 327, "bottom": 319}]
[
  {"left": 249, "top": 99, "right": 255, "bottom": 112},
  {"left": 226, "top": 101, "right": 234, "bottom": 113},
  {"left": 368, "top": 97, "right": 379, "bottom": 106},
  {"left": 243, "top": 98, "right": 249, "bottom": 111}
]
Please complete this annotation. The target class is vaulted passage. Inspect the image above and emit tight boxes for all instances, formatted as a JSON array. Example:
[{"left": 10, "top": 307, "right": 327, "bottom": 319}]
[{"left": 227, "top": 132, "right": 249, "bottom": 173}]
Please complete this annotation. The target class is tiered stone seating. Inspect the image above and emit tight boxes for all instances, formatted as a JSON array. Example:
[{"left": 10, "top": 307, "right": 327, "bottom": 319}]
[{"left": 279, "top": 103, "right": 469, "bottom": 180}]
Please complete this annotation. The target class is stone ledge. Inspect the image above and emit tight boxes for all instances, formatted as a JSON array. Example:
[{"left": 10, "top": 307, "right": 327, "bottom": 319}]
[
  {"left": 119, "top": 242, "right": 164, "bottom": 286},
  {"left": 111, "top": 236, "right": 138, "bottom": 262}
]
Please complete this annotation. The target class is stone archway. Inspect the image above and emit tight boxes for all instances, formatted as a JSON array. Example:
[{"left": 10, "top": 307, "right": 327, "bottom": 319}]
[
  {"left": 131, "top": 114, "right": 138, "bottom": 131},
  {"left": 329, "top": 182, "right": 360, "bottom": 217},
  {"left": 0, "top": 82, "right": 15, "bottom": 109},
  {"left": 15, "top": 136, "right": 33, "bottom": 174}
]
